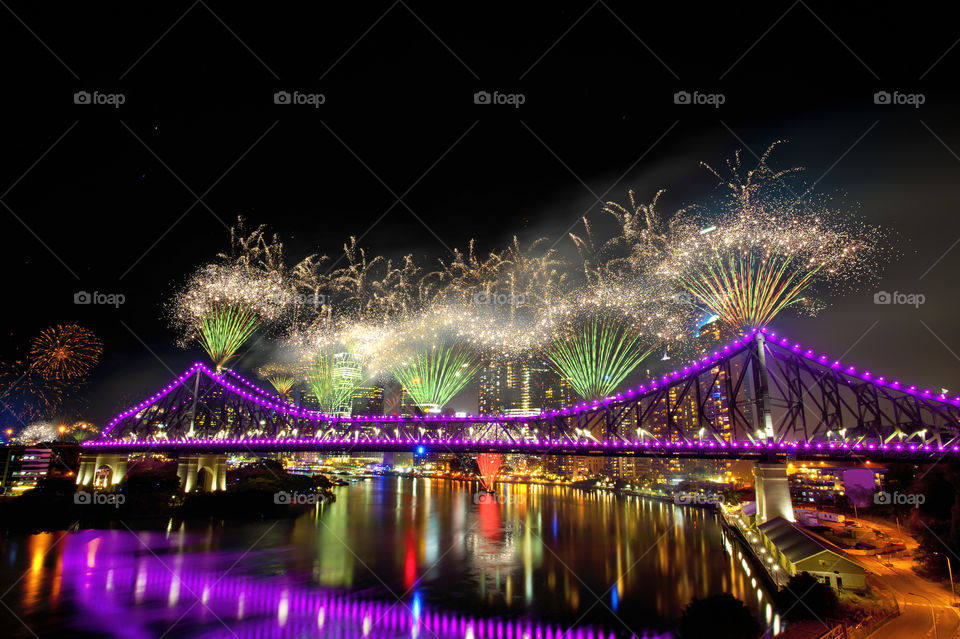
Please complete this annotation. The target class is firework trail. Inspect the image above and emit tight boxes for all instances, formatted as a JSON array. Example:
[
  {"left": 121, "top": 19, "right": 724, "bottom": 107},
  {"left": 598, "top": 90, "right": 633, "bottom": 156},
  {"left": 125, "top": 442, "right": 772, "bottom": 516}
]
[
  {"left": 0, "top": 358, "right": 66, "bottom": 423},
  {"left": 544, "top": 312, "right": 660, "bottom": 401}
]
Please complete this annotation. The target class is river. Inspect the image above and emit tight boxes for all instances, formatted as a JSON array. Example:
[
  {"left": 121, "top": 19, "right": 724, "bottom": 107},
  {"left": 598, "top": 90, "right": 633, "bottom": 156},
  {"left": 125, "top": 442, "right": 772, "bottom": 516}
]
[{"left": 0, "top": 477, "right": 780, "bottom": 638}]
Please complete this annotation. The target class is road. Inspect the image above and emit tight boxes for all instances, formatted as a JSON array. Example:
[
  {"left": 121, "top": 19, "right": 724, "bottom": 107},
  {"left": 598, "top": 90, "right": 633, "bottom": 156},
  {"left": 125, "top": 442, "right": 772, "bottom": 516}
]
[
  {"left": 799, "top": 513, "right": 960, "bottom": 638},
  {"left": 864, "top": 554, "right": 960, "bottom": 639}
]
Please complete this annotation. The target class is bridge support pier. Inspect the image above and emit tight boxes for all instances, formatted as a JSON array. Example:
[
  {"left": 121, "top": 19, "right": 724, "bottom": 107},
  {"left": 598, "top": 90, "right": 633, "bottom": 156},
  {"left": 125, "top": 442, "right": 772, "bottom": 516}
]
[
  {"left": 754, "top": 462, "right": 795, "bottom": 524},
  {"left": 76, "top": 454, "right": 128, "bottom": 488},
  {"left": 477, "top": 453, "right": 502, "bottom": 492},
  {"left": 177, "top": 455, "right": 228, "bottom": 492}
]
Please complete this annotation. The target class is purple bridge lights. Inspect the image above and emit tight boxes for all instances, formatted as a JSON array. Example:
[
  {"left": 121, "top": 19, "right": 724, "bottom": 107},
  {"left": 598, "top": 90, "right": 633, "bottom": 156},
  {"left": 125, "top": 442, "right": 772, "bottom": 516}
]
[{"left": 80, "top": 328, "right": 960, "bottom": 462}]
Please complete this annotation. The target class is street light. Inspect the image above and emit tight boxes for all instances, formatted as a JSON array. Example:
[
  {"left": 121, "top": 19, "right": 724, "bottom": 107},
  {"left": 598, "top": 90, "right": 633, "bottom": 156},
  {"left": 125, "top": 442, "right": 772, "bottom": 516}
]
[{"left": 909, "top": 592, "right": 939, "bottom": 639}]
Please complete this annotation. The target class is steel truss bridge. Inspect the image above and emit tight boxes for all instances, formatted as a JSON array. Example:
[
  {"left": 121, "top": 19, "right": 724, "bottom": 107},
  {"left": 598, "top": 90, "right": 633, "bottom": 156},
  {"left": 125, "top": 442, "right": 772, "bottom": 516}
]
[{"left": 82, "top": 328, "right": 960, "bottom": 462}]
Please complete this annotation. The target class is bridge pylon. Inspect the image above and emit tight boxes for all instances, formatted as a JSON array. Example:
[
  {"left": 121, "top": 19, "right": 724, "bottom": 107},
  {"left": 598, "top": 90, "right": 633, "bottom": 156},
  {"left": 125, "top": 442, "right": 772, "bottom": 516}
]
[
  {"left": 77, "top": 453, "right": 128, "bottom": 488},
  {"left": 176, "top": 454, "right": 228, "bottom": 492},
  {"left": 754, "top": 462, "right": 795, "bottom": 523}
]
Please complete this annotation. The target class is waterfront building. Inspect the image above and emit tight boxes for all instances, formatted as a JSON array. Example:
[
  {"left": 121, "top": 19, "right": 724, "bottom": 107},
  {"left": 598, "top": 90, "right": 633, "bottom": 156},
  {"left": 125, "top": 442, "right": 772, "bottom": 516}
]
[{"left": 758, "top": 516, "right": 867, "bottom": 592}]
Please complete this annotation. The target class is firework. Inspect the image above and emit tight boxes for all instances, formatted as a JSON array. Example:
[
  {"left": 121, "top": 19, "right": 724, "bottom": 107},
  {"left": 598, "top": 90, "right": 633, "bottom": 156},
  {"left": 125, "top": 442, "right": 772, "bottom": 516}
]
[
  {"left": 182, "top": 140, "right": 884, "bottom": 410},
  {"left": 545, "top": 315, "right": 657, "bottom": 401},
  {"left": 393, "top": 344, "right": 482, "bottom": 413},
  {"left": 656, "top": 144, "right": 882, "bottom": 331},
  {"left": 174, "top": 263, "right": 290, "bottom": 369},
  {"left": 306, "top": 351, "right": 365, "bottom": 415},
  {"left": 11, "top": 421, "right": 58, "bottom": 445},
  {"left": 63, "top": 421, "right": 100, "bottom": 442},
  {"left": 0, "top": 357, "right": 67, "bottom": 422},
  {"left": 29, "top": 325, "right": 103, "bottom": 380},
  {"left": 218, "top": 216, "right": 287, "bottom": 275},
  {"left": 258, "top": 362, "right": 296, "bottom": 399}
]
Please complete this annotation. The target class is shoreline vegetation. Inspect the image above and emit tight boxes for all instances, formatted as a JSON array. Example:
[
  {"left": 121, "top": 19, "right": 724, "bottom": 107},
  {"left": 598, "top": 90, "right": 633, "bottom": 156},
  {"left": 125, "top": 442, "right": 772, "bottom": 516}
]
[{"left": 0, "top": 459, "right": 335, "bottom": 534}]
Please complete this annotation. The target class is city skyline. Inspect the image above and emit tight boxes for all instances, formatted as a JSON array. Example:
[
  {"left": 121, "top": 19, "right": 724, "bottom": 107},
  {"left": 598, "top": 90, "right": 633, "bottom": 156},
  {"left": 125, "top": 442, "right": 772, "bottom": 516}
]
[
  {"left": 4, "top": 5, "right": 960, "bottom": 638},
  {"left": 3, "top": 5, "right": 960, "bottom": 427}
]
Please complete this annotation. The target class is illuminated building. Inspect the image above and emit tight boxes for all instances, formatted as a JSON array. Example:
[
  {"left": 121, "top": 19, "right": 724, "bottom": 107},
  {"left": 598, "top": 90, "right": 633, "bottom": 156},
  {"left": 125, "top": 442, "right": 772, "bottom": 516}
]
[
  {"left": 351, "top": 385, "right": 384, "bottom": 416},
  {"left": 332, "top": 352, "right": 364, "bottom": 416},
  {"left": 647, "top": 316, "right": 737, "bottom": 484},
  {"left": 478, "top": 358, "right": 570, "bottom": 415},
  {"left": 1, "top": 447, "right": 52, "bottom": 492},
  {"left": 788, "top": 462, "right": 884, "bottom": 506},
  {"left": 477, "top": 357, "right": 578, "bottom": 477}
]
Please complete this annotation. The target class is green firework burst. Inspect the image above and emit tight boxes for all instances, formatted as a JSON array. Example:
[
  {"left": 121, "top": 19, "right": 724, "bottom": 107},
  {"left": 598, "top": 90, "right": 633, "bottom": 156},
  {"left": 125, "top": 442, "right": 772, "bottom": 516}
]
[
  {"left": 393, "top": 345, "right": 481, "bottom": 413},
  {"left": 545, "top": 316, "right": 655, "bottom": 401},
  {"left": 196, "top": 304, "right": 262, "bottom": 369},
  {"left": 678, "top": 250, "right": 823, "bottom": 332}
]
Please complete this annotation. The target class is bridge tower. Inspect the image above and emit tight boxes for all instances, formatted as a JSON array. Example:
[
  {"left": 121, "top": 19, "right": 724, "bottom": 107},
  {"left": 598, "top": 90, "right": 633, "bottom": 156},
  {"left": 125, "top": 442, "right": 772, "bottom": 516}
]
[{"left": 751, "top": 332, "right": 794, "bottom": 523}]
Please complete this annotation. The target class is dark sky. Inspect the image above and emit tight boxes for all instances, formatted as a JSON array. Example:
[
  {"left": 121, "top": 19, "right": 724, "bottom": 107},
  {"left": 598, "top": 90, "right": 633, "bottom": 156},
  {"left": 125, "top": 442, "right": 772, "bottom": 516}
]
[{"left": 2, "top": 2, "right": 960, "bottom": 425}]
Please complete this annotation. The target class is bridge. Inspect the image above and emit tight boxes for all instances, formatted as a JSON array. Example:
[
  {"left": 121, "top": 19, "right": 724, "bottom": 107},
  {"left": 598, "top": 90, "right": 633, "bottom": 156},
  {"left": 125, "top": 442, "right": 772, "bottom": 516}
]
[{"left": 78, "top": 327, "right": 960, "bottom": 515}]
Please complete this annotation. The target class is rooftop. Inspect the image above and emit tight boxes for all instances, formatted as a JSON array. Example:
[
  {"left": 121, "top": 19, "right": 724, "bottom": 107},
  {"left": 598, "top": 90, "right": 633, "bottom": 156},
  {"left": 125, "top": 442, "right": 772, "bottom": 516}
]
[{"left": 759, "top": 517, "right": 831, "bottom": 564}]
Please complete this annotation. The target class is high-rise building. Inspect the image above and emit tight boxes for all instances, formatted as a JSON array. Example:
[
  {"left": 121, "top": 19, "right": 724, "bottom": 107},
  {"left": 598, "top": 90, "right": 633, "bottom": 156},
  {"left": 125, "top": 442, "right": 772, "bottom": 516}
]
[
  {"left": 477, "top": 357, "right": 580, "bottom": 478},
  {"left": 478, "top": 357, "right": 571, "bottom": 415},
  {"left": 331, "top": 352, "right": 364, "bottom": 416},
  {"left": 351, "top": 385, "right": 384, "bottom": 416}
]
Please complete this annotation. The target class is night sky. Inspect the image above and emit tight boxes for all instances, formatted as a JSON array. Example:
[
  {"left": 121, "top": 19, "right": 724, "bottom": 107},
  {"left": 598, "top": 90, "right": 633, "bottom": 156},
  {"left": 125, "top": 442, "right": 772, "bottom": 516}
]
[{"left": 2, "top": 2, "right": 960, "bottom": 425}]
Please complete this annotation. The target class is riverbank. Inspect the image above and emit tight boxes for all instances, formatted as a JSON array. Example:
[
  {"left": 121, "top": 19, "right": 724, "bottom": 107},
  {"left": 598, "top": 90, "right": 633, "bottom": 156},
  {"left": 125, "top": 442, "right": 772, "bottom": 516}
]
[{"left": 0, "top": 475, "right": 336, "bottom": 533}]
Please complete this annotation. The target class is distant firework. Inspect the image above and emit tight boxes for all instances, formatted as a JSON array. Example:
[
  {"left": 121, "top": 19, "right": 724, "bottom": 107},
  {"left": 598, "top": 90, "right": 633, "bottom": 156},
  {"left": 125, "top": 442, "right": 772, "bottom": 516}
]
[
  {"left": 258, "top": 363, "right": 295, "bottom": 399},
  {"left": 29, "top": 324, "right": 103, "bottom": 380},
  {"left": 11, "top": 421, "right": 58, "bottom": 445}
]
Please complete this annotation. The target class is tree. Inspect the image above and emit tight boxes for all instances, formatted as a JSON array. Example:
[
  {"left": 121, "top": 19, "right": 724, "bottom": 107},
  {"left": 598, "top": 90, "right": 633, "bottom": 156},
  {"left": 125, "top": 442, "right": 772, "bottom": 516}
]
[
  {"left": 778, "top": 572, "right": 839, "bottom": 621},
  {"left": 678, "top": 594, "right": 760, "bottom": 639},
  {"left": 122, "top": 469, "right": 181, "bottom": 494}
]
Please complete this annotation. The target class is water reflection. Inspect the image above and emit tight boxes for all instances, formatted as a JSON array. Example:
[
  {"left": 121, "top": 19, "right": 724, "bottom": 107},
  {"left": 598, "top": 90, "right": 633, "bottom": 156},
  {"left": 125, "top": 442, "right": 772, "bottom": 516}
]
[{"left": 0, "top": 477, "right": 777, "bottom": 637}]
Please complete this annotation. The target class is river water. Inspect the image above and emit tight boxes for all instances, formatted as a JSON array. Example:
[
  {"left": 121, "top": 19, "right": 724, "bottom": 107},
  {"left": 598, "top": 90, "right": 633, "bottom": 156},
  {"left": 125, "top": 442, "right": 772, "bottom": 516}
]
[{"left": 0, "top": 477, "right": 779, "bottom": 638}]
